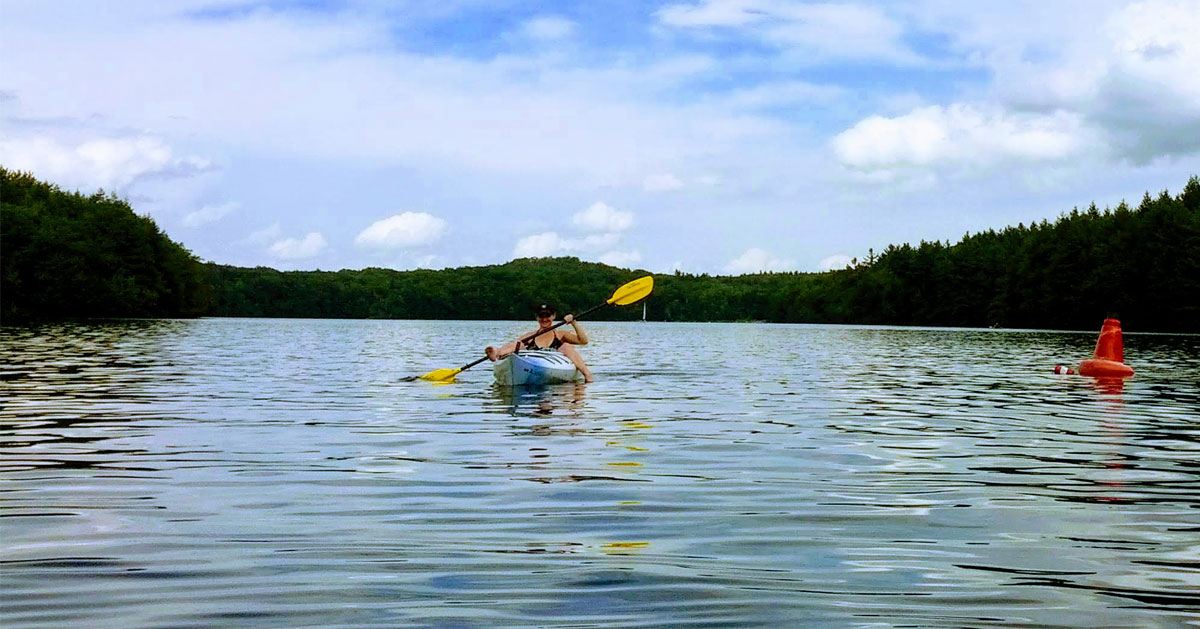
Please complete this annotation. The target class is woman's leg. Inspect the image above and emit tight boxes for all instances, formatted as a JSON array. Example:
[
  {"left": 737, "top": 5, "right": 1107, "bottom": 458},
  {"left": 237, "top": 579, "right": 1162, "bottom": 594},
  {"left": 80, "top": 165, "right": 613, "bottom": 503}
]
[
  {"left": 486, "top": 340, "right": 519, "bottom": 361},
  {"left": 559, "top": 344, "right": 594, "bottom": 383}
]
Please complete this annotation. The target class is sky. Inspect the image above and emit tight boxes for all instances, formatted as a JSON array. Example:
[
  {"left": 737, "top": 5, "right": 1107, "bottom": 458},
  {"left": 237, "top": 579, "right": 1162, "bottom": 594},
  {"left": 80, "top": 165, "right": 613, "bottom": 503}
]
[{"left": 2, "top": 0, "right": 1199, "bottom": 275}]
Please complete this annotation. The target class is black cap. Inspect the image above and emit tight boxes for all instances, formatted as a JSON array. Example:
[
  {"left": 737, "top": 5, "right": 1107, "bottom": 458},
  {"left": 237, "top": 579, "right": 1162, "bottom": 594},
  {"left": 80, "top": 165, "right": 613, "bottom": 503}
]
[{"left": 534, "top": 303, "right": 556, "bottom": 316}]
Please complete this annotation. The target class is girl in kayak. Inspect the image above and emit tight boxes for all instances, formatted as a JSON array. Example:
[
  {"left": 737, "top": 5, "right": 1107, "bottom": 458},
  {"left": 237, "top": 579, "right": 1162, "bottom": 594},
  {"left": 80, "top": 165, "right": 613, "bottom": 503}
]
[{"left": 485, "top": 303, "right": 595, "bottom": 383}]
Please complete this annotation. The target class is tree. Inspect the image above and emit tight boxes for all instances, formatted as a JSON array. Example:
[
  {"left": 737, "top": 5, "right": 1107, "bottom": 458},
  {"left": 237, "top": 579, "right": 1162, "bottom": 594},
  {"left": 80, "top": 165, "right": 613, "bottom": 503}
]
[{"left": 1, "top": 168, "right": 210, "bottom": 321}]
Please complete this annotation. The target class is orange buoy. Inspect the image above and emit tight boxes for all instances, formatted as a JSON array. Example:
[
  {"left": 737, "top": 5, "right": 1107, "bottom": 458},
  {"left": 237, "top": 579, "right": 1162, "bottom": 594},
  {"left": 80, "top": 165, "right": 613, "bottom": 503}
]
[{"left": 1077, "top": 318, "right": 1134, "bottom": 378}]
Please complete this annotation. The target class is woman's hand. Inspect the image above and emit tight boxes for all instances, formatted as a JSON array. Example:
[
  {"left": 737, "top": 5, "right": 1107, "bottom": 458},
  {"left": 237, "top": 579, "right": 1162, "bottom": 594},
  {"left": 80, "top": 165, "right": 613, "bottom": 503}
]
[
  {"left": 485, "top": 346, "right": 498, "bottom": 361},
  {"left": 562, "top": 314, "right": 587, "bottom": 345}
]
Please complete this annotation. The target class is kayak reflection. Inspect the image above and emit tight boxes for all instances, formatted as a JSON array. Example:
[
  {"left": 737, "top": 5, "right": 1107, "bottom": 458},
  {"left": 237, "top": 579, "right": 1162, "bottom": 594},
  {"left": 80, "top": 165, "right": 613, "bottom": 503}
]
[{"left": 490, "top": 381, "right": 589, "bottom": 419}]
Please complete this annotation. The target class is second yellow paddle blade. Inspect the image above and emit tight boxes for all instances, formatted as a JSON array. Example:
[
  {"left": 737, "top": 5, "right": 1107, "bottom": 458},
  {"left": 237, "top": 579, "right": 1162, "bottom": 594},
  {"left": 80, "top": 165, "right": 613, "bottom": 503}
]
[
  {"left": 608, "top": 276, "right": 653, "bottom": 306},
  {"left": 419, "top": 368, "right": 461, "bottom": 382}
]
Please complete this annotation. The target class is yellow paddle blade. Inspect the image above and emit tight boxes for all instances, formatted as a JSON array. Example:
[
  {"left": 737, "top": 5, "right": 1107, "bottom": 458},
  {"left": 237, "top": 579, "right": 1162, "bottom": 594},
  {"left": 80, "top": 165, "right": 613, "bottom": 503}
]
[
  {"left": 607, "top": 275, "right": 654, "bottom": 306},
  {"left": 418, "top": 367, "right": 462, "bottom": 382}
]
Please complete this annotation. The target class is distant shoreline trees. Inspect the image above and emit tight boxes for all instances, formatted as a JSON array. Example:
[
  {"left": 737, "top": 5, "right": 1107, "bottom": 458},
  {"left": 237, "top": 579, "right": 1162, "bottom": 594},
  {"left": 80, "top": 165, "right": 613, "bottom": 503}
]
[{"left": 3, "top": 166, "right": 1197, "bottom": 332}]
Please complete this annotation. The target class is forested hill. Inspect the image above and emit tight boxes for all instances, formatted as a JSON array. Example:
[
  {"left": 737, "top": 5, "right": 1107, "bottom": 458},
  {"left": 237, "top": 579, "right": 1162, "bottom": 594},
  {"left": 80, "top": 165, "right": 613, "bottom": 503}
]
[
  {"left": 209, "top": 176, "right": 1199, "bottom": 332},
  {"left": 1, "top": 167, "right": 211, "bottom": 322},
  {"left": 3, "top": 166, "right": 1198, "bottom": 331},
  {"left": 207, "top": 258, "right": 643, "bottom": 321}
]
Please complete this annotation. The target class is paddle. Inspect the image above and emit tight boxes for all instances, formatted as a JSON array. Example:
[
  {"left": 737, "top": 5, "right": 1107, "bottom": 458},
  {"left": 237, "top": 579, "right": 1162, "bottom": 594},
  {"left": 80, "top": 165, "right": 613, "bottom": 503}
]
[{"left": 404, "top": 275, "right": 654, "bottom": 382}]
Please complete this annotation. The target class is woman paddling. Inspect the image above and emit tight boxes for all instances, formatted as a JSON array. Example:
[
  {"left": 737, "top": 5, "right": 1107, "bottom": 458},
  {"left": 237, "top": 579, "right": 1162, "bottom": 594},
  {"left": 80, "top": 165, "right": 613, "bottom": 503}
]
[{"left": 485, "top": 303, "right": 595, "bottom": 383}]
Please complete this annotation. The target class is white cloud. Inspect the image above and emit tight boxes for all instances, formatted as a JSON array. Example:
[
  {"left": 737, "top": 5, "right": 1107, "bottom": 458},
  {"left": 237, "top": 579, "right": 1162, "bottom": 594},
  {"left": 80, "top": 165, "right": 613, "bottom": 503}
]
[
  {"left": 1104, "top": 1, "right": 1200, "bottom": 103},
  {"left": 818, "top": 253, "right": 852, "bottom": 272},
  {"left": 0, "top": 135, "right": 211, "bottom": 191},
  {"left": 922, "top": 0, "right": 1200, "bottom": 165},
  {"left": 724, "top": 247, "right": 796, "bottom": 274},
  {"left": 576, "top": 233, "right": 623, "bottom": 250},
  {"left": 514, "top": 232, "right": 563, "bottom": 258},
  {"left": 183, "top": 201, "right": 238, "bottom": 227},
  {"left": 832, "top": 105, "right": 1089, "bottom": 172},
  {"left": 598, "top": 250, "right": 643, "bottom": 268},
  {"left": 354, "top": 212, "right": 447, "bottom": 249},
  {"left": 643, "top": 173, "right": 685, "bottom": 192},
  {"left": 521, "top": 16, "right": 576, "bottom": 41},
  {"left": 1091, "top": 0, "right": 1200, "bottom": 160},
  {"left": 514, "top": 201, "right": 636, "bottom": 261},
  {"left": 246, "top": 222, "right": 282, "bottom": 245},
  {"left": 513, "top": 231, "right": 622, "bottom": 258},
  {"left": 572, "top": 202, "right": 634, "bottom": 232},
  {"left": 269, "top": 232, "right": 327, "bottom": 260}
]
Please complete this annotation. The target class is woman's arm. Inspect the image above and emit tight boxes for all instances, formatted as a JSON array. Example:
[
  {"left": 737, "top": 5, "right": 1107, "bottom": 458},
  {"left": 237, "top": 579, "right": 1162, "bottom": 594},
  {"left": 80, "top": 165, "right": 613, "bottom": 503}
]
[{"left": 558, "top": 314, "right": 588, "bottom": 345}]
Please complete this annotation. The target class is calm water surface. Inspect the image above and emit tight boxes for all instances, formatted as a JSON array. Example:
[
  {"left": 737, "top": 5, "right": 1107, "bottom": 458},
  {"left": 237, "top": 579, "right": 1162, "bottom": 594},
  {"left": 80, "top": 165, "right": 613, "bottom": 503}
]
[{"left": 2, "top": 319, "right": 1199, "bottom": 627}]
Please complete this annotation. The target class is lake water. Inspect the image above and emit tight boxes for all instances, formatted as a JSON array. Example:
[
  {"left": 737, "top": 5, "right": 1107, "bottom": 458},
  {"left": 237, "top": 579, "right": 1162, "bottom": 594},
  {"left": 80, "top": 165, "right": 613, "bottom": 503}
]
[{"left": 2, "top": 319, "right": 1199, "bottom": 627}]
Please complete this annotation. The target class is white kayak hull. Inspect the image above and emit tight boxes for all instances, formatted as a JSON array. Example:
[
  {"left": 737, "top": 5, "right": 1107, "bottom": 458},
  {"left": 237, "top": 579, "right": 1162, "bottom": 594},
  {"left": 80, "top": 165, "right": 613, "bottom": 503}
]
[{"left": 494, "top": 350, "right": 579, "bottom": 386}]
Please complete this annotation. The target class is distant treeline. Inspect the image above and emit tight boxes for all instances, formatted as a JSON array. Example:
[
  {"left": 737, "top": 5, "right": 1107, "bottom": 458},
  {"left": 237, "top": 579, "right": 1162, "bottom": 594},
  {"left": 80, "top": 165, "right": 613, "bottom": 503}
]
[
  {"left": 3, "top": 166, "right": 1198, "bottom": 331},
  {"left": 1, "top": 167, "right": 210, "bottom": 321},
  {"left": 207, "top": 258, "right": 641, "bottom": 321}
]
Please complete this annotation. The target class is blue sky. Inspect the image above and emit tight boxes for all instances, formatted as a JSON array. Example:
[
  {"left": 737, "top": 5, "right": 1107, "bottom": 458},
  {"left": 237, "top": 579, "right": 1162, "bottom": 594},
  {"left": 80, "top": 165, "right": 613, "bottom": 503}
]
[{"left": 2, "top": 0, "right": 1199, "bottom": 274}]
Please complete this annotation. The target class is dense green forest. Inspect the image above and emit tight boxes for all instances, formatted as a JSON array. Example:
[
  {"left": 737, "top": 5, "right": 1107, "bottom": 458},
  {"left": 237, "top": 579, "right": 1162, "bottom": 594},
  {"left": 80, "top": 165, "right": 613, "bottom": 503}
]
[
  {"left": 3, "top": 166, "right": 1198, "bottom": 331},
  {"left": 1, "top": 167, "right": 211, "bottom": 321},
  {"left": 207, "top": 257, "right": 640, "bottom": 321}
]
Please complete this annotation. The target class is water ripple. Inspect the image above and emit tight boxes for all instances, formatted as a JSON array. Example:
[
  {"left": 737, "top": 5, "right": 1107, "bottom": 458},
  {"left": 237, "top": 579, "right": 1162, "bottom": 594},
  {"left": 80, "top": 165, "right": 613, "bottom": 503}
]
[{"left": 2, "top": 320, "right": 1198, "bottom": 626}]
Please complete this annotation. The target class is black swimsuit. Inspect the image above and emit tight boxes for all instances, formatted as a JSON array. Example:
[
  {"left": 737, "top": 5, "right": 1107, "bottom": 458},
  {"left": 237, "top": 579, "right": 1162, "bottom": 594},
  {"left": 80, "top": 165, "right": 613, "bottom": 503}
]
[{"left": 521, "top": 331, "right": 563, "bottom": 351}]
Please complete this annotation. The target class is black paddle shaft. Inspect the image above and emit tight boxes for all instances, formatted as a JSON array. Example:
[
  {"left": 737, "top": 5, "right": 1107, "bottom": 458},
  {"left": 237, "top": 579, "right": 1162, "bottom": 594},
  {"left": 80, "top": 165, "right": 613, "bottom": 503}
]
[{"left": 457, "top": 301, "right": 611, "bottom": 371}]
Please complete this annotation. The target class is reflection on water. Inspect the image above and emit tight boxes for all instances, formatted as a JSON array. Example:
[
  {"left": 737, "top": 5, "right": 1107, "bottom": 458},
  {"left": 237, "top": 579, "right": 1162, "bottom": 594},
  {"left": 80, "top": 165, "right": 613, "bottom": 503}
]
[
  {"left": 492, "top": 381, "right": 590, "bottom": 419},
  {"left": 2, "top": 319, "right": 1199, "bottom": 627}
]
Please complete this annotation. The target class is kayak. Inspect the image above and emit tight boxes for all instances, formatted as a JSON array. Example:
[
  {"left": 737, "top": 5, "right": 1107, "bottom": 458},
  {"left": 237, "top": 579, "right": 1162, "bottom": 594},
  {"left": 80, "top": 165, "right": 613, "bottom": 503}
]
[{"left": 494, "top": 350, "right": 578, "bottom": 386}]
